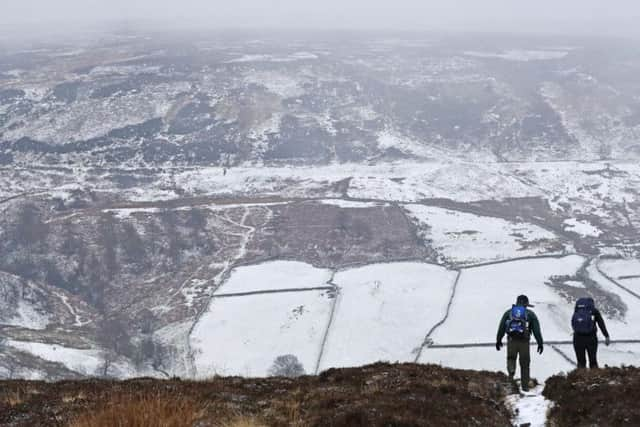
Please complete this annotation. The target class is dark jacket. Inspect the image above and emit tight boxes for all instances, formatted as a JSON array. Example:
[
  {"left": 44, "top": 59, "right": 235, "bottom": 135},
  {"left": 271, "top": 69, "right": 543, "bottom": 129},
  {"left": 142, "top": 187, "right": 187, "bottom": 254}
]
[
  {"left": 575, "top": 308, "right": 610, "bottom": 338},
  {"left": 497, "top": 308, "right": 544, "bottom": 345}
]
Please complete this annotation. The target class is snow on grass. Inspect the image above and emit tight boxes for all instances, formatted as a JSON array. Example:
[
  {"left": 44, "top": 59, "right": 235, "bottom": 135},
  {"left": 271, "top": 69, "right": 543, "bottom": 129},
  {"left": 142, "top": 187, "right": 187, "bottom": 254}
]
[
  {"left": 599, "top": 258, "right": 640, "bottom": 279},
  {"left": 506, "top": 385, "right": 551, "bottom": 427},
  {"left": 377, "top": 130, "right": 440, "bottom": 159},
  {"left": 404, "top": 205, "right": 562, "bottom": 265},
  {"left": 214, "top": 261, "right": 332, "bottom": 295},
  {"left": 5, "top": 81, "right": 190, "bottom": 145},
  {"left": 319, "top": 262, "right": 457, "bottom": 370},
  {"left": 563, "top": 218, "right": 602, "bottom": 237},
  {"left": 103, "top": 207, "right": 160, "bottom": 219},
  {"left": 226, "top": 52, "right": 318, "bottom": 63},
  {"left": 170, "top": 161, "right": 541, "bottom": 202},
  {"left": 6, "top": 300, "right": 50, "bottom": 331},
  {"left": 347, "top": 162, "right": 536, "bottom": 202},
  {"left": 244, "top": 72, "right": 305, "bottom": 98},
  {"left": 465, "top": 49, "right": 569, "bottom": 61},
  {"left": 153, "top": 320, "right": 194, "bottom": 377},
  {"left": 6, "top": 340, "right": 103, "bottom": 376},
  {"left": 318, "top": 199, "right": 386, "bottom": 209},
  {"left": 190, "top": 290, "right": 333, "bottom": 377},
  {"left": 431, "top": 255, "right": 587, "bottom": 344},
  {"left": 0, "top": 274, "right": 50, "bottom": 330}
]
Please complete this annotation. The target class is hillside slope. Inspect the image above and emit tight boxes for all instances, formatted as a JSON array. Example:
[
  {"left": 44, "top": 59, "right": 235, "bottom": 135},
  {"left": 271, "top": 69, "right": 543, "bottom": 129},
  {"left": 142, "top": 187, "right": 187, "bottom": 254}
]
[{"left": 0, "top": 363, "right": 513, "bottom": 427}]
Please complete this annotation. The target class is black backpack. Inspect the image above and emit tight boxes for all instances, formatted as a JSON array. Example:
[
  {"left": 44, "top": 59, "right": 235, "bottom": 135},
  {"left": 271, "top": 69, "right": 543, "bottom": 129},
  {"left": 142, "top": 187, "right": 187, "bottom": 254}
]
[{"left": 572, "top": 297, "right": 595, "bottom": 335}]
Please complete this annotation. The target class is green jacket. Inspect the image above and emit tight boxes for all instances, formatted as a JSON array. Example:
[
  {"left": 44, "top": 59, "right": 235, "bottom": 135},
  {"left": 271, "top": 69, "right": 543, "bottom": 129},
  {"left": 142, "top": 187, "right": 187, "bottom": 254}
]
[{"left": 496, "top": 307, "right": 544, "bottom": 345}]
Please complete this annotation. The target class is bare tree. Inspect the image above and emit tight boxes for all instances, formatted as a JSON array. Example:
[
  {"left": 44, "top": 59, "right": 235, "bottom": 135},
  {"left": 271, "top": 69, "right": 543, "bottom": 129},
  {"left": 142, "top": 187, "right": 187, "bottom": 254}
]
[
  {"left": 268, "top": 354, "right": 305, "bottom": 378},
  {"left": 97, "top": 350, "right": 116, "bottom": 378}
]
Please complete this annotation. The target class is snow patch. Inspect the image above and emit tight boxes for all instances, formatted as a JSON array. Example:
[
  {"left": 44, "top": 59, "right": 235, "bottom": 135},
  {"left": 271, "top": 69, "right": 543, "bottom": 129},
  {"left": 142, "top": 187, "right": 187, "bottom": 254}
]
[
  {"left": 320, "top": 262, "right": 458, "bottom": 370},
  {"left": 245, "top": 72, "right": 305, "bottom": 98},
  {"left": 191, "top": 290, "right": 332, "bottom": 377},
  {"left": 214, "top": 261, "right": 332, "bottom": 295},
  {"left": 405, "top": 205, "right": 562, "bottom": 265},
  {"left": 7, "top": 300, "right": 50, "bottom": 330},
  {"left": 227, "top": 52, "right": 318, "bottom": 63},
  {"left": 431, "top": 255, "right": 587, "bottom": 344},
  {"left": 319, "top": 199, "right": 385, "bottom": 209},
  {"left": 465, "top": 49, "right": 569, "bottom": 61},
  {"left": 563, "top": 218, "right": 602, "bottom": 237},
  {"left": 6, "top": 340, "right": 103, "bottom": 376},
  {"left": 506, "top": 386, "right": 552, "bottom": 427}
]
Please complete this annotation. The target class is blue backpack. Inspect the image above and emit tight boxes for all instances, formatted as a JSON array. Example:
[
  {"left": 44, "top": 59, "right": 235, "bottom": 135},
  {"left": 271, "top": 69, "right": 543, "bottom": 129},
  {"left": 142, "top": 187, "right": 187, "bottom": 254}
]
[
  {"left": 572, "top": 297, "right": 595, "bottom": 335},
  {"left": 507, "top": 305, "right": 528, "bottom": 338}
]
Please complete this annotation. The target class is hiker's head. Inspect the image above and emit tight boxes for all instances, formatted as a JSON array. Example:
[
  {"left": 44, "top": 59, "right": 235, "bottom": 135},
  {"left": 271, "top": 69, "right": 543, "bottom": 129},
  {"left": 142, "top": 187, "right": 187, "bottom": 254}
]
[{"left": 516, "top": 295, "right": 534, "bottom": 307}]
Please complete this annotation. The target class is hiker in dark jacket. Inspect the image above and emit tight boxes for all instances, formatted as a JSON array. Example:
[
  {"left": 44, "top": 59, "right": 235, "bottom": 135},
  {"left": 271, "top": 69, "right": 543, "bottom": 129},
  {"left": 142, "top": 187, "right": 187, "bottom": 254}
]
[
  {"left": 572, "top": 297, "right": 610, "bottom": 369},
  {"left": 496, "top": 295, "right": 544, "bottom": 392}
]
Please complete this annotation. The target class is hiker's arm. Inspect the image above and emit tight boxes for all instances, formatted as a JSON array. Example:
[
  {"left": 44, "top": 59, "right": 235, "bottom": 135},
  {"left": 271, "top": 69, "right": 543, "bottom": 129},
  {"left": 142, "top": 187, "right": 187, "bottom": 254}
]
[
  {"left": 530, "top": 312, "right": 544, "bottom": 345},
  {"left": 496, "top": 311, "right": 508, "bottom": 342},
  {"left": 595, "top": 309, "right": 610, "bottom": 338}
]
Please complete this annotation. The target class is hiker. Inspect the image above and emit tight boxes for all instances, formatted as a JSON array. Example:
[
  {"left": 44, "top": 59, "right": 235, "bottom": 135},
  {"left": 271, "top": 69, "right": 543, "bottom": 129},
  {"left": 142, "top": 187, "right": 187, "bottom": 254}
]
[
  {"left": 572, "top": 297, "right": 610, "bottom": 369},
  {"left": 496, "top": 295, "right": 544, "bottom": 392}
]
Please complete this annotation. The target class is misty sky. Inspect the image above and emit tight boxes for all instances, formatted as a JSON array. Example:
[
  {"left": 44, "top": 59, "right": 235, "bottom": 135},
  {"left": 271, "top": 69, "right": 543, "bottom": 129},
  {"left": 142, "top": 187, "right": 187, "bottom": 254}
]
[{"left": 3, "top": 0, "right": 640, "bottom": 37}]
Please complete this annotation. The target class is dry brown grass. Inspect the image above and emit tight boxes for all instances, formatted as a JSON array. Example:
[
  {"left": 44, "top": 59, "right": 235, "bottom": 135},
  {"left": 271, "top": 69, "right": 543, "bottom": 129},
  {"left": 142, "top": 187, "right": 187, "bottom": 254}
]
[
  {"left": 2, "top": 390, "right": 25, "bottom": 407},
  {"left": 218, "top": 416, "right": 268, "bottom": 427},
  {"left": 1, "top": 386, "right": 41, "bottom": 407},
  {"left": 62, "top": 391, "right": 86, "bottom": 404},
  {"left": 68, "top": 394, "right": 207, "bottom": 427}
]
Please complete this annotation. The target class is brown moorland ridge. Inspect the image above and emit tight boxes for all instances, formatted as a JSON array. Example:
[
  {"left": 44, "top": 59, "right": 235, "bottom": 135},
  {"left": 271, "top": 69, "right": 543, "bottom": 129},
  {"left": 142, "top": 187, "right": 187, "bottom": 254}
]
[
  {"left": 0, "top": 363, "right": 513, "bottom": 427},
  {"left": 544, "top": 367, "right": 640, "bottom": 427}
]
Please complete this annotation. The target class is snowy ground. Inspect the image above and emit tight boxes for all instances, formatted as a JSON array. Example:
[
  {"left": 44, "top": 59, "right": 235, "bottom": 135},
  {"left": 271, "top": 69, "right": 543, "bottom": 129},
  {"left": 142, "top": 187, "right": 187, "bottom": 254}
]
[
  {"left": 191, "top": 290, "right": 333, "bottom": 377},
  {"left": 5, "top": 340, "right": 135, "bottom": 377},
  {"left": 189, "top": 254, "right": 640, "bottom": 380},
  {"left": 404, "top": 205, "right": 563, "bottom": 265},
  {"left": 430, "top": 255, "right": 587, "bottom": 344},
  {"left": 600, "top": 258, "right": 640, "bottom": 280},
  {"left": 506, "top": 386, "right": 552, "bottom": 427},
  {"left": 319, "top": 263, "right": 457, "bottom": 371},
  {"left": 213, "top": 261, "right": 332, "bottom": 295}
]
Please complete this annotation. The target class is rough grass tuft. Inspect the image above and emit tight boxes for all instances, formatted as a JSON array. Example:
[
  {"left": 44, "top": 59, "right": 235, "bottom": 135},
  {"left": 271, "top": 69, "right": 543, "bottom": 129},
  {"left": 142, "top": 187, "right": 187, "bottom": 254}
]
[
  {"left": 68, "top": 394, "right": 206, "bottom": 427},
  {"left": 218, "top": 416, "right": 268, "bottom": 427}
]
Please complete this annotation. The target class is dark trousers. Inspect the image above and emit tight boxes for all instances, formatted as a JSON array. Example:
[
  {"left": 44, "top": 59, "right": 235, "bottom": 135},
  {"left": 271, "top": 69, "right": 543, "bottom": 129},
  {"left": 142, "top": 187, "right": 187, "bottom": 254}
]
[
  {"left": 507, "top": 338, "right": 530, "bottom": 386},
  {"left": 573, "top": 334, "right": 598, "bottom": 368}
]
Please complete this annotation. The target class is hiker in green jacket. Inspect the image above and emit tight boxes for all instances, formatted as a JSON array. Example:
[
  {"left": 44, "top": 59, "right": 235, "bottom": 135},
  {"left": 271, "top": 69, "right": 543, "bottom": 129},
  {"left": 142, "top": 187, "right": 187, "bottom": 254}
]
[{"left": 495, "top": 295, "right": 544, "bottom": 392}]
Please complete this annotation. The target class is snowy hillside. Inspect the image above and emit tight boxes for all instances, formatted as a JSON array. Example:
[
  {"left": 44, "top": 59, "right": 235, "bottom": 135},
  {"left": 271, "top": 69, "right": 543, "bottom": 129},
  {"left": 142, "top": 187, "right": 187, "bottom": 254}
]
[{"left": 1, "top": 30, "right": 640, "bottom": 382}]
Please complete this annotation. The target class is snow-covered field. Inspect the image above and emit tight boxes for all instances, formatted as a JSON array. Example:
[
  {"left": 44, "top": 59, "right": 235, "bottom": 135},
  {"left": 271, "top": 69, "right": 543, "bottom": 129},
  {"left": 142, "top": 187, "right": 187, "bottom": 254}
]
[
  {"left": 191, "top": 290, "right": 333, "bottom": 377},
  {"left": 319, "top": 263, "right": 457, "bottom": 370},
  {"left": 404, "top": 205, "right": 563, "bottom": 265},
  {"left": 5, "top": 340, "right": 134, "bottom": 377},
  {"left": 600, "top": 258, "right": 640, "bottom": 279},
  {"left": 189, "top": 255, "right": 640, "bottom": 380},
  {"left": 214, "top": 261, "right": 332, "bottom": 295},
  {"left": 430, "top": 255, "right": 587, "bottom": 344},
  {"left": 464, "top": 49, "right": 570, "bottom": 62}
]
